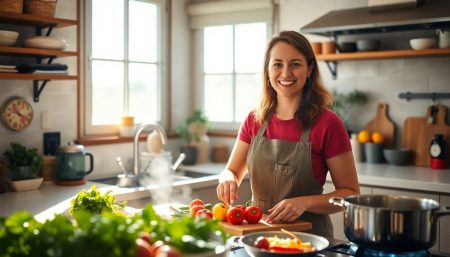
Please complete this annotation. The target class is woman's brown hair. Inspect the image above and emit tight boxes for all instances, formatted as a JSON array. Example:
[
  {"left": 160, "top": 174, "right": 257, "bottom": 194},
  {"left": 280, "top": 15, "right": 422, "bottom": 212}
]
[{"left": 254, "top": 31, "right": 333, "bottom": 127}]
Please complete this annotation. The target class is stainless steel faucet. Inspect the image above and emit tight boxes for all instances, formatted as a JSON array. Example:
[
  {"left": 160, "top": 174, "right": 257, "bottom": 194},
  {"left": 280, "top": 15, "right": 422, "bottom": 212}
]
[{"left": 133, "top": 123, "right": 167, "bottom": 177}]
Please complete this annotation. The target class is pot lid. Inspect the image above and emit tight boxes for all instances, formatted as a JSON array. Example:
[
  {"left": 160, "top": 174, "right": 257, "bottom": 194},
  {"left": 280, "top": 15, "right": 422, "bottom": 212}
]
[{"left": 58, "top": 142, "right": 84, "bottom": 153}]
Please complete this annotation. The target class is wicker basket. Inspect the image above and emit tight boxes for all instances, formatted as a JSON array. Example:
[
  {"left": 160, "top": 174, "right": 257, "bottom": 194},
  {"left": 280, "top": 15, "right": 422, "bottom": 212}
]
[
  {"left": 24, "top": 0, "right": 57, "bottom": 17},
  {"left": 0, "top": 0, "right": 23, "bottom": 13}
]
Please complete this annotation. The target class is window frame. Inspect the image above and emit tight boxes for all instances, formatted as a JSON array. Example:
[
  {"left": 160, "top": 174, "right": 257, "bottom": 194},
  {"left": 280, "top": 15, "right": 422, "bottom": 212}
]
[
  {"left": 194, "top": 22, "right": 271, "bottom": 131},
  {"left": 83, "top": 0, "right": 168, "bottom": 136}
]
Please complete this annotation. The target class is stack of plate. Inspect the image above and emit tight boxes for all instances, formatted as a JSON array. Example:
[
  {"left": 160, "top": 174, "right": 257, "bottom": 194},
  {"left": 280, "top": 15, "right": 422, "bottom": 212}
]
[
  {"left": 24, "top": 36, "right": 68, "bottom": 50},
  {"left": 0, "top": 30, "right": 19, "bottom": 47}
]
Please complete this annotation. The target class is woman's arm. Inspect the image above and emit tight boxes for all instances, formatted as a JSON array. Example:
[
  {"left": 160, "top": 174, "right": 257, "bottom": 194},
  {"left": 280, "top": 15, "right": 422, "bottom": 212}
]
[
  {"left": 266, "top": 151, "right": 359, "bottom": 223},
  {"left": 217, "top": 139, "right": 250, "bottom": 205}
]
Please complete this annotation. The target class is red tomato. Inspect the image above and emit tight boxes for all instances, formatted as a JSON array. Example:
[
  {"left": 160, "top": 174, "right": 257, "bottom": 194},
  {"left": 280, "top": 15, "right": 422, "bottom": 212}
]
[
  {"left": 154, "top": 245, "right": 182, "bottom": 257},
  {"left": 196, "top": 209, "right": 213, "bottom": 219},
  {"left": 254, "top": 236, "right": 270, "bottom": 250},
  {"left": 136, "top": 238, "right": 152, "bottom": 257},
  {"left": 150, "top": 240, "right": 165, "bottom": 257},
  {"left": 245, "top": 206, "right": 263, "bottom": 224},
  {"left": 190, "top": 204, "right": 205, "bottom": 217},
  {"left": 234, "top": 205, "right": 246, "bottom": 212},
  {"left": 189, "top": 199, "right": 205, "bottom": 210},
  {"left": 226, "top": 206, "right": 245, "bottom": 225}
]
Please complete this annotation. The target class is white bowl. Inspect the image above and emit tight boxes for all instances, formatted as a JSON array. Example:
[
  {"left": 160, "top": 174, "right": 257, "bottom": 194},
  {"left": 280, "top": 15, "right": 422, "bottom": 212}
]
[
  {"left": 0, "top": 30, "right": 19, "bottom": 46},
  {"left": 7, "top": 177, "right": 44, "bottom": 192},
  {"left": 24, "top": 36, "right": 68, "bottom": 50},
  {"left": 409, "top": 38, "right": 436, "bottom": 50}
]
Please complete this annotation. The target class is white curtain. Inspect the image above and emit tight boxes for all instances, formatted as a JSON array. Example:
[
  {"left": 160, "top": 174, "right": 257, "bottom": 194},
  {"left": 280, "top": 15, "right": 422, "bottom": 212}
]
[{"left": 187, "top": 0, "right": 273, "bottom": 29}]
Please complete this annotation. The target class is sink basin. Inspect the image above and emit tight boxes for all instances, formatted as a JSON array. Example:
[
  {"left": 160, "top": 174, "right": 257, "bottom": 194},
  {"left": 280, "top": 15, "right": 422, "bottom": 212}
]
[{"left": 90, "top": 170, "right": 215, "bottom": 187}]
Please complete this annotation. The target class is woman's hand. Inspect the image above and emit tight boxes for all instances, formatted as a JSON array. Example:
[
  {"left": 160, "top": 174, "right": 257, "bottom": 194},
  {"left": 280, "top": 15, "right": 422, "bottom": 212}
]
[
  {"left": 266, "top": 198, "right": 306, "bottom": 223},
  {"left": 216, "top": 180, "right": 239, "bottom": 206}
]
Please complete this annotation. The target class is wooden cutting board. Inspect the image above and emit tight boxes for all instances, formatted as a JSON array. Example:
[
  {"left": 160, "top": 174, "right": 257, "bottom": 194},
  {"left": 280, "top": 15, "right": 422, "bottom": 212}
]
[
  {"left": 402, "top": 115, "right": 427, "bottom": 163},
  {"left": 219, "top": 215, "right": 311, "bottom": 235},
  {"left": 413, "top": 105, "right": 450, "bottom": 166},
  {"left": 365, "top": 103, "right": 395, "bottom": 149}
]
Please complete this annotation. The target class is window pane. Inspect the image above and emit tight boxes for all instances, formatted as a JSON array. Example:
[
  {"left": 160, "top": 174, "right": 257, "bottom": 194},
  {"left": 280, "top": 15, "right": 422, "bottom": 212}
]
[
  {"left": 92, "top": 60, "right": 124, "bottom": 125},
  {"left": 235, "top": 23, "right": 266, "bottom": 73},
  {"left": 235, "top": 74, "right": 261, "bottom": 121},
  {"left": 204, "top": 75, "right": 233, "bottom": 122},
  {"left": 92, "top": 0, "right": 124, "bottom": 60},
  {"left": 129, "top": 1, "right": 157, "bottom": 62},
  {"left": 129, "top": 63, "right": 158, "bottom": 123},
  {"left": 204, "top": 26, "right": 233, "bottom": 73}
]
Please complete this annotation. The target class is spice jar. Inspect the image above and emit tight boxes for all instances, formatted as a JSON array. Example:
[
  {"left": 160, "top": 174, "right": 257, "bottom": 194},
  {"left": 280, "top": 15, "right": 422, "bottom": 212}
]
[{"left": 429, "top": 134, "right": 447, "bottom": 169}]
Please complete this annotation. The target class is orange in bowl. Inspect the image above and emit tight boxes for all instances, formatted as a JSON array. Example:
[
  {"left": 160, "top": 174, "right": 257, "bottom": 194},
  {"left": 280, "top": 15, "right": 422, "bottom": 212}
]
[
  {"left": 371, "top": 132, "right": 384, "bottom": 144},
  {"left": 357, "top": 130, "right": 371, "bottom": 143}
]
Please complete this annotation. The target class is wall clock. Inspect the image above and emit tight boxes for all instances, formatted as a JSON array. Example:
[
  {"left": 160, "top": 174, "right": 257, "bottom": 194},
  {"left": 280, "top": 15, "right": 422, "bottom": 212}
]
[{"left": 1, "top": 97, "right": 34, "bottom": 131}]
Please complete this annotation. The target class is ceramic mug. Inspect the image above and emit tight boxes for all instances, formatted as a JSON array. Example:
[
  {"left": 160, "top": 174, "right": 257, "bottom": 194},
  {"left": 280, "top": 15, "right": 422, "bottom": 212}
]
[
  {"left": 55, "top": 142, "right": 94, "bottom": 181},
  {"left": 436, "top": 29, "right": 450, "bottom": 48}
]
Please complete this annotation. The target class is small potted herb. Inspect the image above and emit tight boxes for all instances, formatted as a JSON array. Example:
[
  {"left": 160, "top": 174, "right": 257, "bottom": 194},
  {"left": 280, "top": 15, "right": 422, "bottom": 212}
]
[
  {"left": 3, "top": 142, "right": 44, "bottom": 191},
  {"left": 174, "top": 110, "right": 210, "bottom": 165}
]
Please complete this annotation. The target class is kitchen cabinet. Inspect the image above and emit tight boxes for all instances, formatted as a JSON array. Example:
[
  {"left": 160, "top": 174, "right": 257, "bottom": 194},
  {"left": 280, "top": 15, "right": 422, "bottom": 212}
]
[
  {"left": 0, "top": 2, "right": 79, "bottom": 102},
  {"left": 323, "top": 181, "right": 372, "bottom": 240},
  {"left": 439, "top": 195, "right": 450, "bottom": 253}
]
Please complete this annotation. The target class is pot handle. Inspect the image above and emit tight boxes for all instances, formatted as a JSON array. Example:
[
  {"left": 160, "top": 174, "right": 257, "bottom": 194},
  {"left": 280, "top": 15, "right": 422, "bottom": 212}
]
[
  {"left": 329, "top": 197, "right": 347, "bottom": 208},
  {"left": 436, "top": 206, "right": 450, "bottom": 218}
]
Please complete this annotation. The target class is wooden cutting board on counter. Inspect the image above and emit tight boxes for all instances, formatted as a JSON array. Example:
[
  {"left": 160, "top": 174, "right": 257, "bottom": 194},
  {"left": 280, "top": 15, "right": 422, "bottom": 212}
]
[
  {"left": 402, "top": 104, "right": 450, "bottom": 166},
  {"left": 365, "top": 103, "right": 395, "bottom": 149},
  {"left": 219, "top": 215, "right": 311, "bottom": 235}
]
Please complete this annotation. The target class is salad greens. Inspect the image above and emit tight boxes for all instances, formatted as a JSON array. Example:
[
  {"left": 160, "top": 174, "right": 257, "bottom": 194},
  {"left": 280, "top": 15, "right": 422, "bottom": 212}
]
[
  {"left": 0, "top": 204, "right": 229, "bottom": 257},
  {"left": 69, "top": 185, "right": 126, "bottom": 216}
]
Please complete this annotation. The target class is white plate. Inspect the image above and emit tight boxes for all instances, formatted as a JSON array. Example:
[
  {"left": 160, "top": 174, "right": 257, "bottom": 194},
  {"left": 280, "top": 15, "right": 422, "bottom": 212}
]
[
  {"left": 0, "top": 37, "right": 18, "bottom": 46},
  {"left": 0, "top": 30, "right": 19, "bottom": 38},
  {"left": 24, "top": 36, "right": 68, "bottom": 50}
]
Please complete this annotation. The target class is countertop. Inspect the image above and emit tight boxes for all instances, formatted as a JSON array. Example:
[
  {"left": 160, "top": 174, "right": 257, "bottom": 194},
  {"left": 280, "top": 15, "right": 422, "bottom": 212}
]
[{"left": 0, "top": 162, "right": 449, "bottom": 220}]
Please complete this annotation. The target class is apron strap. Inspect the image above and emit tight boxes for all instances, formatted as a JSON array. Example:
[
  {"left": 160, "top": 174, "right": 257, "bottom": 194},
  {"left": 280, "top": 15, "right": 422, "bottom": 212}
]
[{"left": 256, "top": 113, "right": 271, "bottom": 138}]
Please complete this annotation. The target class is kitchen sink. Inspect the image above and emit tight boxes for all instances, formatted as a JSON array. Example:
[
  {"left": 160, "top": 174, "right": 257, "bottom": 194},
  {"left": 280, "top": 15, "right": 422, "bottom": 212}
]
[{"left": 90, "top": 170, "right": 215, "bottom": 187}]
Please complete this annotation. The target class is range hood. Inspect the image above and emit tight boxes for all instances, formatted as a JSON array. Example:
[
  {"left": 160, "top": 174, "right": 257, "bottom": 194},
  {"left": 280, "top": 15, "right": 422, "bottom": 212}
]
[{"left": 300, "top": 0, "right": 450, "bottom": 37}]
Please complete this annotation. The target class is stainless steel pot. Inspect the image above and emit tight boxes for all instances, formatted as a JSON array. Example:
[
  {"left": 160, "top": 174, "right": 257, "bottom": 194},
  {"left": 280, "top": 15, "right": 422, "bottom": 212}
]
[
  {"left": 230, "top": 231, "right": 329, "bottom": 257},
  {"left": 330, "top": 194, "right": 450, "bottom": 251}
]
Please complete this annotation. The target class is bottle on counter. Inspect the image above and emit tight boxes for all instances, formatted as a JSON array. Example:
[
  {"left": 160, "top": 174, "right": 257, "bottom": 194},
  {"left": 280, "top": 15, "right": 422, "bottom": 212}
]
[{"left": 429, "top": 134, "right": 447, "bottom": 169}]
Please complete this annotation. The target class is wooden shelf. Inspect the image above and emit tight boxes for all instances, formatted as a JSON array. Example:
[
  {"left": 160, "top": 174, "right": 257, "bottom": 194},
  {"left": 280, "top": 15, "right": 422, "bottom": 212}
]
[
  {"left": 316, "top": 48, "right": 450, "bottom": 61},
  {"left": 0, "top": 46, "right": 78, "bottom": 57},
  {"left": 0, "top": 11, "right": 77, "bottom": 28},
  {"left": 0, "top": 73, "right": 77, "bottom": 80}
]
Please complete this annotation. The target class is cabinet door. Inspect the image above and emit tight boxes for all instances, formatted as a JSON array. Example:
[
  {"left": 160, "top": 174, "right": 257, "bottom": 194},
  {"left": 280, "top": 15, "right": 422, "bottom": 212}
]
[
  {"left": 372, "top": 188, "right": 440, "bottom": 251},
  {"left": 324, "top": 182, "right": 371, "bottom": 240},
  {"left": 440, "top": 195, "right": 450, "bottom": 254}
]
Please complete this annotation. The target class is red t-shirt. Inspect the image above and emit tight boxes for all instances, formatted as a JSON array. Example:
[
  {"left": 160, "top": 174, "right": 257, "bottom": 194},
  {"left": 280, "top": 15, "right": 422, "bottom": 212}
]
[{"left": 239, "top": 109, "right": 351, "bottom": 185}]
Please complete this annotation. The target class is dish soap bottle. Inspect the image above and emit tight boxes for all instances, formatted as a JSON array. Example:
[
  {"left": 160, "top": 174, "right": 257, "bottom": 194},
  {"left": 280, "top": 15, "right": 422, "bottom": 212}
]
[{"left": 429, "top": 134, "right": 447, "bottom": 169}]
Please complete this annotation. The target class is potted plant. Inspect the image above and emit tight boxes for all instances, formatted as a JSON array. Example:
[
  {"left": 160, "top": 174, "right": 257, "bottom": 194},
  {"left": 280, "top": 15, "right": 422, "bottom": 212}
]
[
  {"left": 332, "top": 88, "right": 368, "bottom": 135},
  {"left": 174, "top": 110, "right": 210, "bottom": 165},
  {"left": 3, "top": 142, "right": 44, "bottom": 192}
]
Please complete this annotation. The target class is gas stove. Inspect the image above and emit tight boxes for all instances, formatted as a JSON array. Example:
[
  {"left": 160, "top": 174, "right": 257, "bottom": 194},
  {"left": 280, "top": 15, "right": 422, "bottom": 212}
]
[{"left": 228, "top": 239, "right": 450, "bottom": 257}]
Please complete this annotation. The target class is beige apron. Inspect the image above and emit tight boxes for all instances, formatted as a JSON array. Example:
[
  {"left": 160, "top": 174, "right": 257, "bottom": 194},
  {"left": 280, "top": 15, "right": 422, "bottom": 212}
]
[{"left": 247, "top": 114, "right": 333, "bottom": 238}]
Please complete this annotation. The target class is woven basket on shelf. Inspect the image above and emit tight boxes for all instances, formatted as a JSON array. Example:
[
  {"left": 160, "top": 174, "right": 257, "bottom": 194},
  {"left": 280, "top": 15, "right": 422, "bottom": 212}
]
[
  {"left": 0, "top": 0, "right": 23, "bottom": 13},
  {"left": 24, "top": 0, "right": 57, "bottom": 17}
]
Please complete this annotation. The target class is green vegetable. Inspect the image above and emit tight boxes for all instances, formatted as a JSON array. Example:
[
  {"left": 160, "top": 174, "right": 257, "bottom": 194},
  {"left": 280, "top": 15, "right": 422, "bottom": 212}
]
[
  {"left": 0, "top": 204, "right": 230, "bottom": 257},
  {"left": 3, "top": 142, "right": 43, "bottom": 181},
  {"left": 69, "top": 185, "right": 126, "bottom": 217}
]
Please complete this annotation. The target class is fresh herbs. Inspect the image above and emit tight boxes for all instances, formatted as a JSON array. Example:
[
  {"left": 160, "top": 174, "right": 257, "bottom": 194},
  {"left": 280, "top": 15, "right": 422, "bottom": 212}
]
[
  {"left": 0, "top": 204, "right": 229, "bottom": 257},
  {"left": 69, "top": 185, "right": 126, "bottom": 216},
  {"left": 3, "top": 142, "right": 43, "bottom": 180}
]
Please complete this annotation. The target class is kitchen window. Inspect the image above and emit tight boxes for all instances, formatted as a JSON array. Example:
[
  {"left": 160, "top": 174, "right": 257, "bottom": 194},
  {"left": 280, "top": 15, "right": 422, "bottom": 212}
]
[
  {"left": 84, "top": 0, "right": 167, "bottom": 136},
  {"left": 202, "top": 23, "right": 267, "bottom": 129}
]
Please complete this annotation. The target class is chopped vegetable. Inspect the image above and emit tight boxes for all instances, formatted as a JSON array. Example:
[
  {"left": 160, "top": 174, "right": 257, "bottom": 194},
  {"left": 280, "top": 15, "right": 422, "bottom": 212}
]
[
  {"left": 69, "top": 185, "right": 126, "bottom": 216},
  {"left": 266, "top": 235, "right": 316, "bottom": 253}
]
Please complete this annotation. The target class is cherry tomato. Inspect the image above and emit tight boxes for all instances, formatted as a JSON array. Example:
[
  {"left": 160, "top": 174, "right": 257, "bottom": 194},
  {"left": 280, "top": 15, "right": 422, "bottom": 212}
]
[
  {"left": 254, "top": 236, "right": 270, "bottom": 250},
  {"left": 245, "top": 206, "right": 263, "bottom": 224},
  {"left": 189, "top": 199, "right": 205, "bottom": 210},
  {"left": 226, "top": 206, "right": 245, "bottom": 225},
  {"left": 196, "top": 209, "right": 213, "bottom": 219},
  {"left": 212, "top": 203, "right": 229, "bottom": 221},
  {"left": 138, "top": 231, "right": 152, "bottom": 244},
  {"left": 190, "top": 204, "right": 205, "bottom": 216},
  {"left": 136, "top": 238, "right": 152, "bottom": 257},
  {"left": 234, "top": 205, "right": 246, "bottom": 212},
  {"left": 150, "top": 240, "right": 165, "bottom": 257}
]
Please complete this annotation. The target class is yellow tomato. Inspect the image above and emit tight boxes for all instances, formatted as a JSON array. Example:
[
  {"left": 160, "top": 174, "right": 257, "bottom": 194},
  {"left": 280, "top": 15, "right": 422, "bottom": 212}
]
[
  {"left": 212, "top": 203, "right": 228, "bottom": 221},
  {"left": 357, "top": 130, "right": 371, "bottom": 143},
  {"left": 371, "top": 132, "right": 384, "bottom": 144}
]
